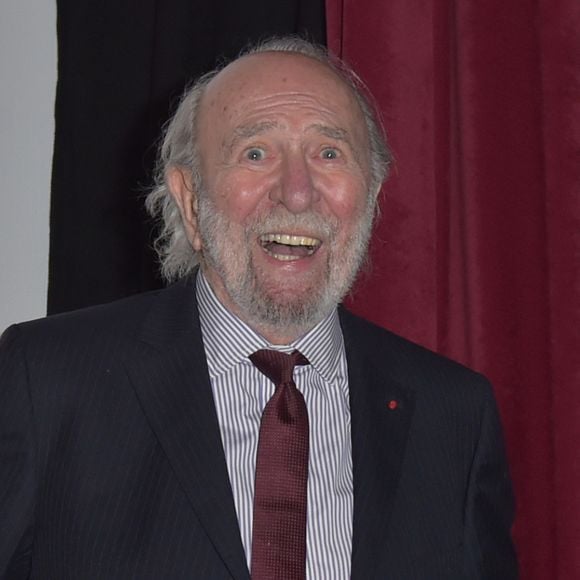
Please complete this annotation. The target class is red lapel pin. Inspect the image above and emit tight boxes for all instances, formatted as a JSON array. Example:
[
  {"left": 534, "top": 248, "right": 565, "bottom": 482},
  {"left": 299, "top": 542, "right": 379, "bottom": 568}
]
[{"left": 387, "top": 399, "right": 399, "bottom": 410}]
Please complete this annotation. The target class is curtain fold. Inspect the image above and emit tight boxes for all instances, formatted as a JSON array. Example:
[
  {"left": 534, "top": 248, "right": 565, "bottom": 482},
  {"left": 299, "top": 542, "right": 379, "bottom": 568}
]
[{"left": 327, "top": 0, "right": 579, "bottom": 577}]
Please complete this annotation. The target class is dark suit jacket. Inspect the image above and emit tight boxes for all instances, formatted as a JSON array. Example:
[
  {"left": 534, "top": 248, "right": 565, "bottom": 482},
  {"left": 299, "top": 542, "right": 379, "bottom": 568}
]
[{"left": 0, "top": 276, "right": 517, "bottom": 579}]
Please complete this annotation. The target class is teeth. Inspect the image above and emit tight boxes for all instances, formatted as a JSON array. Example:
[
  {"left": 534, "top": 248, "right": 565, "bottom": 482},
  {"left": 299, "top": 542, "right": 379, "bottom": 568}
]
[
  {"left": 267, "top": 254, "right": 301, "bottom": 261},
  {"left": 260, "top": 233, "right": 321, "bottom": 247}
]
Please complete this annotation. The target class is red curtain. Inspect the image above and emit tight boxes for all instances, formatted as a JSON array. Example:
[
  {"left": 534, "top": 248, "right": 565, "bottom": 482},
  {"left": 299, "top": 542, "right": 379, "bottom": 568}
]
[{"left": 327, "top": 0, "right": 580, "bottom": 578}]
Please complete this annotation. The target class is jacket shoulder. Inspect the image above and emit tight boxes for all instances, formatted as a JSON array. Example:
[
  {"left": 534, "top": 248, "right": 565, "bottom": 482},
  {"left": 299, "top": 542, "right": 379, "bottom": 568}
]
[
  {"left": 3, "top": 279, "right": 193, "bottom": 348},
  {"left": 339, "top": 307, "right": 492, "bottom": 397},
  {"left": 5, "top": 289, "right": 159, "bottom": 345}
]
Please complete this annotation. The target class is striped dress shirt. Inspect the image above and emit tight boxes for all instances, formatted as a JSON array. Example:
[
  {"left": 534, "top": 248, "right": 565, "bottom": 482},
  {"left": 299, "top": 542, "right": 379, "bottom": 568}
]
[{"left": 196, "top": 272, "right": 353, "bottom": 579}]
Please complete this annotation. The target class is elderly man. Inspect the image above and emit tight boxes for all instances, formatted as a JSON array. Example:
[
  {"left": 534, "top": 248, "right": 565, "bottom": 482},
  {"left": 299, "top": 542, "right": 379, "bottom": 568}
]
[{"left": 0, "top": 38, "right": 516, "bottom": 579}]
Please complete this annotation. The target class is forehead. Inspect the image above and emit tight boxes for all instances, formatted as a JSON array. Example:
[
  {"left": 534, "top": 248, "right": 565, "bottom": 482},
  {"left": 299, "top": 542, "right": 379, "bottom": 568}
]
[{"left": 199, "top": 52, "right": 366, "bottom": 131}]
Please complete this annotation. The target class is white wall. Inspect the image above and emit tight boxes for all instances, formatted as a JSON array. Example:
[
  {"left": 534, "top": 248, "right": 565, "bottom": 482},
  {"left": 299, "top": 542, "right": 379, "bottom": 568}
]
[{"left": 0, "top": 1, "right": 56, "bottom": 331}]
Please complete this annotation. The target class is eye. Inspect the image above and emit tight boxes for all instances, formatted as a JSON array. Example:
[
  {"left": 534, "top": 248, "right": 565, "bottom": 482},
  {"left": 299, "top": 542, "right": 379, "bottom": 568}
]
[
  {"left": 244, "top": 147, "right": 266, "bottom": 162},
  {"left": 320, "top": 147, "right": 340, "bottom": 160}
]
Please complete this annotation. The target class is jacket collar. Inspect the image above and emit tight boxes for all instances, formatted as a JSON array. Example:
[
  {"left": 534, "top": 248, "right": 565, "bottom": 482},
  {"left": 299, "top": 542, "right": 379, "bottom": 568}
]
[
  {"left": 339, "top": 308, "right": 415, "bottom": 578},
  {"left": 126, "top": 274, "right": 251, "bottom": 580}
]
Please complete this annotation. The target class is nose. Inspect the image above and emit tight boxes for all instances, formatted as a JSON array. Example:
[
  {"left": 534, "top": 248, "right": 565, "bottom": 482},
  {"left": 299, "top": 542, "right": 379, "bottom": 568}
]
[{"left": 270, "top": 150, "right": 319, "bottom": 213}]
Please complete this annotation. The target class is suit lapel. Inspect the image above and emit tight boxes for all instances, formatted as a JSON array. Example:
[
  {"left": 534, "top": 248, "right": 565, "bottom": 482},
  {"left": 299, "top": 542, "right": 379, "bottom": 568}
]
[
  {"left": 125, "top": 277, "right": 250, "bottom": 580},
  {"left": 340, "top": 309, "right": 415, "bottom": 579}
]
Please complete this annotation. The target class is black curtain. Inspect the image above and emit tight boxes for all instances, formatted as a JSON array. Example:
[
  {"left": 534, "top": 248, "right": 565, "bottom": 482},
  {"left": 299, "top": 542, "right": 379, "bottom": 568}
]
[{"left": 49, "top": 0, "right": 326, "bottom": 314}]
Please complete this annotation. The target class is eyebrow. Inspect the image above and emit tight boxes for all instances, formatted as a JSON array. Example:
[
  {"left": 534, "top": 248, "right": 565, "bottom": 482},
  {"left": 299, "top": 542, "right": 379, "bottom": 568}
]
[
  {"left": 307, "top": 123, "right": 349, "bottom": 142},
  {"left": 223, "top": 121, "right": 354, "bottom": 157},
  {"left": 225, "top": 121, "right": 280, "bottom": 155}
]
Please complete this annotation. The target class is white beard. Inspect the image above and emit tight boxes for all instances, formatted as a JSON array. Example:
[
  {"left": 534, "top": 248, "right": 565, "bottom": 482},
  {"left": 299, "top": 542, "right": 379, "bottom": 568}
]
[{"left": 196, "top": 191, "right": 375, "bottom": 336}]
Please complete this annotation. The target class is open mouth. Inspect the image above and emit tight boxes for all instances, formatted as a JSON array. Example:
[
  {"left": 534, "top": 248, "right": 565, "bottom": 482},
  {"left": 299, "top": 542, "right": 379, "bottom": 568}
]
[{"left": 259, "top": 233, "right": 322, "bottom": 261}]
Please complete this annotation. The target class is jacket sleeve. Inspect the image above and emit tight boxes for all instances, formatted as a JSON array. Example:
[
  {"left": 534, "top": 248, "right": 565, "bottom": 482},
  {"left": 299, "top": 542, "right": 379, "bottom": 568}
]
[
  {"left": 0, "top": 326, "right": 36, "bottom": 579},
  {"left": 463, "top": 382, "right": 518, "bottom": 579}
]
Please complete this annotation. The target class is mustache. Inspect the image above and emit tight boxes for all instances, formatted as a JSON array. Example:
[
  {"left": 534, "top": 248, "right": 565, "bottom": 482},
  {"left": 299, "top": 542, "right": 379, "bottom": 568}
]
[
  {"left": 245, "top": 208, "right": 339, "bottom": 241},
  {"left": 196, "top": 190, "right": 340, "bottom": 242}
]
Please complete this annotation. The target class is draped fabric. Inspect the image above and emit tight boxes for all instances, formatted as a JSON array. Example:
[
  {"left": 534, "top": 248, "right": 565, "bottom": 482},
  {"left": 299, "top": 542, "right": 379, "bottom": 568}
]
[
  {"left": 326, "top": 1, "right": 580, "bottom": 578},
  {"left": 49, "top": 0, "right": 325, "bottom": 314}
]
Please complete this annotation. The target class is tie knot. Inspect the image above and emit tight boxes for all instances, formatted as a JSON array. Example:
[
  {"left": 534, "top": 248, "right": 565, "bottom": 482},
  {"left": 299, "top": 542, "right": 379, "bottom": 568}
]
[{"left": 249, "top": 349, "right": 309, "bottom": 386}]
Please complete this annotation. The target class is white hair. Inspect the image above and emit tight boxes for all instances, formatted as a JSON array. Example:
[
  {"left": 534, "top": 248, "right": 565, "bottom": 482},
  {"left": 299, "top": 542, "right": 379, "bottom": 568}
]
[{"left": 145, "top": 36, "right": 392, "bottom": 282}]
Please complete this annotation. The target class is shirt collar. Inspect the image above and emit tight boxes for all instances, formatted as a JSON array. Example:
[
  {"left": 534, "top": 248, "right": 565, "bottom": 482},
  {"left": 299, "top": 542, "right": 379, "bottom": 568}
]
[{"left": 196, "top": 271, "right": 344, "bottom": 383}]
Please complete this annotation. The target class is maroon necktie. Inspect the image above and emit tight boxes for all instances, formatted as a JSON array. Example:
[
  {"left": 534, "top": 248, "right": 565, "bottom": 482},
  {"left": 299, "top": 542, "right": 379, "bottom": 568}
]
[{"left": 249, "top": 349, "right": 310, "bottom": 580}]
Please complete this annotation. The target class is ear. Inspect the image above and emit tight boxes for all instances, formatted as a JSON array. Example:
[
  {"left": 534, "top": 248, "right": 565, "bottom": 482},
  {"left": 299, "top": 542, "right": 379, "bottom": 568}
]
[{"left": 167, "top": 167, "right": 202, "bottom": 252}]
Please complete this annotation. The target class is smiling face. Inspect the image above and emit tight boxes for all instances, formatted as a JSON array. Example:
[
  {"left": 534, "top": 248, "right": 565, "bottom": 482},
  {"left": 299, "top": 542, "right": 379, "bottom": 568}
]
[{"left": 169, "top": 52, "right": 376, "bottom": 343}]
